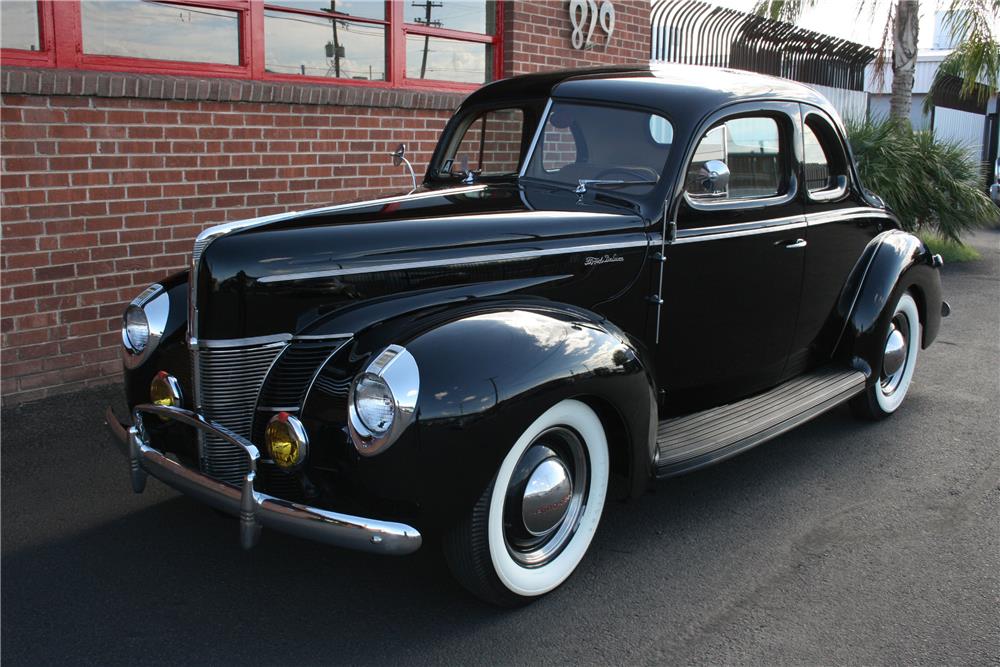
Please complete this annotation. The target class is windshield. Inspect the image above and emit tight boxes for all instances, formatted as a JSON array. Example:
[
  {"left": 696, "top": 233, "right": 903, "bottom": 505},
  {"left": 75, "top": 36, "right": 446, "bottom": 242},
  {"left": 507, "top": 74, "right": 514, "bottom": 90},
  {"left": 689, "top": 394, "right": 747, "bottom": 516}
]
[{"left": 522, "top": 102, "right": 673, "bottom": 194}]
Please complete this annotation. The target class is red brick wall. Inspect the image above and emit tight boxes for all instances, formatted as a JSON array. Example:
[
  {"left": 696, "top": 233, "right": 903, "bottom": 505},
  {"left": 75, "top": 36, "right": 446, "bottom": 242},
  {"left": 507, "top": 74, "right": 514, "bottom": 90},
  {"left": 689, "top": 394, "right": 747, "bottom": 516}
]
[
  {"left": 0, "top": 1, "right": 654, "bottom": 404},
  {"left": 504, "top": 0, "right": 651, "bottom": 75},
  {"left": 1, "top": 74, "right": 461, "bottom": 404}
]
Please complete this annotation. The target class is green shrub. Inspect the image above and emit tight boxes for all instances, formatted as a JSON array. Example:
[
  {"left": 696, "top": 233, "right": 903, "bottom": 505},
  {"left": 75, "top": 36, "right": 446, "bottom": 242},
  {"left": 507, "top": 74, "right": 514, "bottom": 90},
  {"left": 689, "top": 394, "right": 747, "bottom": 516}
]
[
  {"left": 918, "top": 232, "right": 982, "bottom": 263},
  {"left": 846, "top": 116, "right": 999, "bottom": 243}
]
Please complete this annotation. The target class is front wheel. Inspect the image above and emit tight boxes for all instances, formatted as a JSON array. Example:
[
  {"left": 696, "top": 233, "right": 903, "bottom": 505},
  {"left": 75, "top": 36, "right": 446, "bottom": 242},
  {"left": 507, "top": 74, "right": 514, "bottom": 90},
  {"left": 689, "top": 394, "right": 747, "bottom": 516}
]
[
  {"left": 851, "top": 291, "right": 921, "bottom": 420},
  {"left": 444, "top": 399, "right": 609, "bottom": 606}
]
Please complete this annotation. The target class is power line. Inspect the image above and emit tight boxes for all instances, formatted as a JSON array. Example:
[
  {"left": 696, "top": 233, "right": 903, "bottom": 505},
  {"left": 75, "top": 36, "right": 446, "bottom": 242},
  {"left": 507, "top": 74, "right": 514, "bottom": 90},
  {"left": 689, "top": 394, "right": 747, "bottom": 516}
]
[{"left": 411, "top": 1, "right": 442, "bottom": 79}]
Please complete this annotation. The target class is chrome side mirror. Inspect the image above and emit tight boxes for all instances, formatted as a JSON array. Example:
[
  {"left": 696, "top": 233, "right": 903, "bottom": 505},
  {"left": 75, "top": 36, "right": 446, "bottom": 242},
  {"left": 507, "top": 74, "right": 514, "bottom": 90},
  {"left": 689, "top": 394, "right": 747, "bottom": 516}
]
[
  {"left": 389, "top": 143, "right": 417, "bottom": 192},
  {"left": 698, "top": 159, "right": 730, "bottom": 195}
]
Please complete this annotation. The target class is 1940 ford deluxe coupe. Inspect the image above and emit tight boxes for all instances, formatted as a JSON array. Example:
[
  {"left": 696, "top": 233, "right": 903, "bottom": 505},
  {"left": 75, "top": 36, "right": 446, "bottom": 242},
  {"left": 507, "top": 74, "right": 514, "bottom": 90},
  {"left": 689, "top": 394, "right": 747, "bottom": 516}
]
[{"left": 106, "top": 65, "right": 948, "bottom": 606}]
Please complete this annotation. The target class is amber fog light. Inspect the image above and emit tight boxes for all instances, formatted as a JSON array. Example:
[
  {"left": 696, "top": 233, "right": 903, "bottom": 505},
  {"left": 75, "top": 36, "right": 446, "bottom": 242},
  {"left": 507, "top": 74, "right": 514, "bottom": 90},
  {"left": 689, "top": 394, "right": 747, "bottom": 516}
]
[
  {"left": 265, "top": 412, "right": 309, "bottom": 470},
  {"left": 149, "top": 371, "right": 183, "bottom": 415}
]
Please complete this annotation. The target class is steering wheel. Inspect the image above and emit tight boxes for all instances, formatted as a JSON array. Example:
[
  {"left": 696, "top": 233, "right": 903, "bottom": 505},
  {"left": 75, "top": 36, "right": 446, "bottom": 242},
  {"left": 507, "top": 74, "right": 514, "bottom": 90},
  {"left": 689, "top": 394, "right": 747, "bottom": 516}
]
[{"left": 592, "top": 166, "right": 659, "bottom": 182}]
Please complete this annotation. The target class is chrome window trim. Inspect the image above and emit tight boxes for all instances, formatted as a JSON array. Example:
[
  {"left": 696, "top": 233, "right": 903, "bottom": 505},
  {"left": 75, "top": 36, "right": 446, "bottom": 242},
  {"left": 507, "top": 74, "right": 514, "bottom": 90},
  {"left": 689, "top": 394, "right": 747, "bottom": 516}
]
[
  {"left": 258, "top": 238, "right": 650, "bottom": 284},
  {"left": 518, "top": 98, "right": 553, "bottom": 179},
  {"left": 683, "top": 188, "right": 798, "bottom": 213}
]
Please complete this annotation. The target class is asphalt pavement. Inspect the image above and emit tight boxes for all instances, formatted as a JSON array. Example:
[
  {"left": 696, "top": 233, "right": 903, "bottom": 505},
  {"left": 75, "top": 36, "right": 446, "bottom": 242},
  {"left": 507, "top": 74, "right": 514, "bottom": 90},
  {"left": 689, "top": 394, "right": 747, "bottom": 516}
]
[{"left": 3, "top": 229, "right": 998, "bottom": 666}]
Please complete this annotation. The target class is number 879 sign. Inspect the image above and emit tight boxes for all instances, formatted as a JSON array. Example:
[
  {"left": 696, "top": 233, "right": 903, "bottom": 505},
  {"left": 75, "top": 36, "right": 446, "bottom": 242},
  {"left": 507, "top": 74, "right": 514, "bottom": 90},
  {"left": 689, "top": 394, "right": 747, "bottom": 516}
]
[{"left": 570, "top": 0, "right": 616, "bottom": 51}]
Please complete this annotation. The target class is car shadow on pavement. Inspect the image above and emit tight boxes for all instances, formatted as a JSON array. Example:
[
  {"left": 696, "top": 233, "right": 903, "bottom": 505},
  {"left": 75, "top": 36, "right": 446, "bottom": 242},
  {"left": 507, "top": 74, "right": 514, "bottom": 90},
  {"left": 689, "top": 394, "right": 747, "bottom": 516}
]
[{"left": 0, "top": 382, "right": 905, "bottom": 665}]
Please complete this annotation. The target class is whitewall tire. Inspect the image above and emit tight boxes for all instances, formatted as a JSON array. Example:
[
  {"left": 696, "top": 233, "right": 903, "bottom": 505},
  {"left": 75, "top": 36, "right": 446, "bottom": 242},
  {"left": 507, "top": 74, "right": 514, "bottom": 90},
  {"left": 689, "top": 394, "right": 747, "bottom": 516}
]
[
  {"left": 852, "top": 291, "right": 921, "bottom": 420},
  {"left": 444, "top": 399, "right": 609, "bottom": 606}
]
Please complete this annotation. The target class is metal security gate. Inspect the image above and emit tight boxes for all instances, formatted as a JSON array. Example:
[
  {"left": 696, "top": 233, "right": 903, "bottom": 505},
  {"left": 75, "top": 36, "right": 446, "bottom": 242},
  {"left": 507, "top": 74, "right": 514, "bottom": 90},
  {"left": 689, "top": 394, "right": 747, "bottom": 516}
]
[{"left": 651, "top": 0, "right": 877, "bottom": 103}]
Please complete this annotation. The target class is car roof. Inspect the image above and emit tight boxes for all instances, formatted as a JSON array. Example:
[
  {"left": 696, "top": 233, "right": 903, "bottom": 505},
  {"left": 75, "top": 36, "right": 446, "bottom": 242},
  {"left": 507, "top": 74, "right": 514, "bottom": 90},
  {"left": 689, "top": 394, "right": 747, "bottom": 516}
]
[{"left": 462, "top": 63, "right": 839, "bottom": 126}]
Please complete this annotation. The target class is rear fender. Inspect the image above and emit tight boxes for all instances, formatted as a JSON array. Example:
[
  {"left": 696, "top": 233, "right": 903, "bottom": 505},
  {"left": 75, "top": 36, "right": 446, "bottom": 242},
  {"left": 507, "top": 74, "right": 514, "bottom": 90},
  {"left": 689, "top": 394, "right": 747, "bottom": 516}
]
[{"left": 835, "top": 230, "right": 943, "bottom": 378}]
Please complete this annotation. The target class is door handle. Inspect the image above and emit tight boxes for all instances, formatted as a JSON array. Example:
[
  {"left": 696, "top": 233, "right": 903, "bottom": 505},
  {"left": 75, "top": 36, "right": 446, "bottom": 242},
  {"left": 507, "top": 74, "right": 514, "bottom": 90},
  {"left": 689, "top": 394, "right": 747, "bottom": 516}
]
[{"left": 776, "top": 238, "right": 807, "bottom": 249}]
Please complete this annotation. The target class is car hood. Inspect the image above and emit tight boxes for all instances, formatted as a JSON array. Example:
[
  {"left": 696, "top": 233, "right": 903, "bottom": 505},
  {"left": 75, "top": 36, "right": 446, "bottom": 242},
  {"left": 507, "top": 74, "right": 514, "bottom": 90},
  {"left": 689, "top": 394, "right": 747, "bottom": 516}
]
[{"left": 196, "top": 182, "right": 649, "bottom": 340}]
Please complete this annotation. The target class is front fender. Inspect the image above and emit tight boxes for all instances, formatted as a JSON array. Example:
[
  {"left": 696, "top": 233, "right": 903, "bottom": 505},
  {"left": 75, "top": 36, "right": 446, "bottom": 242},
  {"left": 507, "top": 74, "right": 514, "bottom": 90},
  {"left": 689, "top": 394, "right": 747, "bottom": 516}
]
[
  {"left": 836, "top": 230, "right": 943, "bottom": 377},
  {"left": 302, "top": 302, "right": 656, "bottom": 533},
  {"left": 122, "top": 270, "right": 190, "bottom": 407},
  {"left": 406, "top": 306, "right": 655, "bottom": 528}
]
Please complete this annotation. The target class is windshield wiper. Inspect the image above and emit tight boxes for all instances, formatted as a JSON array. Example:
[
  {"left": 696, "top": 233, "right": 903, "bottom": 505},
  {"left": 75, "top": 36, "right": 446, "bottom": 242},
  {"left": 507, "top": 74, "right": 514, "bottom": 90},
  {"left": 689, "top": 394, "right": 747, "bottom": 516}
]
[
  {"left": 518, "top": 176, "right": 641, "bottom": 214},
  {"left": 574, "top": 178, "right": 657, "bottom": 194}
]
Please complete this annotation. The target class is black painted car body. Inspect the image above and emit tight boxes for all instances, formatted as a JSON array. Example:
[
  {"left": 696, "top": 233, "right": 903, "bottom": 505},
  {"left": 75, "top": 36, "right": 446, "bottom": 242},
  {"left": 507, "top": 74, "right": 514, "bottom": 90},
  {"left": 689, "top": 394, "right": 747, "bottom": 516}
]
[{"left": 108, "top": 65, "right": 946, "bottom": 604}]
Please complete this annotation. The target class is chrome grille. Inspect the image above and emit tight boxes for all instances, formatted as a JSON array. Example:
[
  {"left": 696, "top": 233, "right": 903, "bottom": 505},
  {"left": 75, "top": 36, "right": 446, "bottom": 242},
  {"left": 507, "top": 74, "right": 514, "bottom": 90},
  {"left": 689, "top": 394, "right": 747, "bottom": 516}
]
[{"left": 195, "top": 341, "right": 287, "bottom": 485}]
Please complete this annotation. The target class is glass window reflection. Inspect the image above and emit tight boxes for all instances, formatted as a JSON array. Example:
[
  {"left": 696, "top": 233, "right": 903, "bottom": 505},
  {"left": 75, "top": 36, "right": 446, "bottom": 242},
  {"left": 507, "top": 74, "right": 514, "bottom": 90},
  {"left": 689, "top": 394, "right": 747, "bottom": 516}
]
[
  {"left": 406, "top": 0, "right": 493, "bottom": 35},
  {"left": 1, "top": 0, "right": 40, "bottom": 51},
  {"left": 405, "top": 35, "right": 488, "bottom": 83},
  {"left": 265, "top": 1, "right": 385, "bottom": 22},
  {"left": 81, "top": 0, "right": 240, "bottom": 65},
  {"left": 264, "top": 10, "right": 386, "bottom": 80}
]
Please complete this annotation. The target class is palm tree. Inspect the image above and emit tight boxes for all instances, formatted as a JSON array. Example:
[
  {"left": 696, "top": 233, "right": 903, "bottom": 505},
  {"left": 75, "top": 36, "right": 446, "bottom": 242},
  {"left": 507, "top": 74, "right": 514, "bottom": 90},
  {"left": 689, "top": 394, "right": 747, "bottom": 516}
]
[{"left": 753, "top": 0, "right": 1000, "bottom": 126}]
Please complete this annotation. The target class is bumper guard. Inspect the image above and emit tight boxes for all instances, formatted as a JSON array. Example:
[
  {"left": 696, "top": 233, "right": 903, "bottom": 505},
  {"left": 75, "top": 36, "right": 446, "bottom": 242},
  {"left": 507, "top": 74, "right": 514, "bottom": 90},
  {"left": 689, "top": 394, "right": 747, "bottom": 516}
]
[{"left": 105, "top": 404, "right": 421, "bottom": 555}]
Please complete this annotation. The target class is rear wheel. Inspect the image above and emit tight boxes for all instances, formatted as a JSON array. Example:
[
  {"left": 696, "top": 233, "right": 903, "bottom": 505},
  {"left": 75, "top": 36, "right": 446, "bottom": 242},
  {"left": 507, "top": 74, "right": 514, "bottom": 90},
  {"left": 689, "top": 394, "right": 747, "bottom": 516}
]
[
  {"left": 444, "top": 399, "right": 609, "bottom": 606},
  {"left": 851, "top": 291, "right": 921, "bottom": 420}
]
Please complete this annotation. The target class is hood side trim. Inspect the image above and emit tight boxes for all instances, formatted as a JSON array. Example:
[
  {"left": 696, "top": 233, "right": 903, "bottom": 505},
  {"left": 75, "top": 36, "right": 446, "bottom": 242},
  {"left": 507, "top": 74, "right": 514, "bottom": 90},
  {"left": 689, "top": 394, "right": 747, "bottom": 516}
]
[{"left": 257, "top": 238, "right": 651, "bottom": 284}]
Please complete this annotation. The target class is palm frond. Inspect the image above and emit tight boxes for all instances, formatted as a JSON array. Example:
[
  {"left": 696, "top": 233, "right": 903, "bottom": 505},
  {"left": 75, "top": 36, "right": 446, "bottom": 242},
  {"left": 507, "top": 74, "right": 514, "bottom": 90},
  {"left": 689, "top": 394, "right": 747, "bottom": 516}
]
[
  {"left": 751, "top": 0, "right": 807, "bottom": 23},
  {"left": 870, "top": 4, "right": 896, "bottom": 94},
  {"left": 923, "top": 0, "right": 1000, "bottom": 109},
  {"left": 847, "top": 116, "right": 999, "bottom": 243}
]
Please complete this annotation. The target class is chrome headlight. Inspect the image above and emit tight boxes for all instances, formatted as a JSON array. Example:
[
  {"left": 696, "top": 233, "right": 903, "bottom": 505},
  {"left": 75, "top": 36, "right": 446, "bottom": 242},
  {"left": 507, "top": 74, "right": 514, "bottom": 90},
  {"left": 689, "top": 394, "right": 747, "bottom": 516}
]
[
  {"left": 123, "top": 305, "right": 149, "bottom": 352},
  {"left": 121, "top": 284, "right": 169, "bottom": 369},
  {"left": 348, "top": 345, "right": 419, "bottom": 456},
  {"left": 354, "top": 374, "right": 395, "bottom": 435}
]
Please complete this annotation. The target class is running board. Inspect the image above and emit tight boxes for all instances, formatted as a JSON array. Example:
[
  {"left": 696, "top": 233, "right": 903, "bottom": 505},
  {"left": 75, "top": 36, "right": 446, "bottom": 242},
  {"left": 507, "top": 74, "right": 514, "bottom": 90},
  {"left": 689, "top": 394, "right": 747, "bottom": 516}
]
[{"left": 655, "top": 367, "right": 866, "bottom": 478}]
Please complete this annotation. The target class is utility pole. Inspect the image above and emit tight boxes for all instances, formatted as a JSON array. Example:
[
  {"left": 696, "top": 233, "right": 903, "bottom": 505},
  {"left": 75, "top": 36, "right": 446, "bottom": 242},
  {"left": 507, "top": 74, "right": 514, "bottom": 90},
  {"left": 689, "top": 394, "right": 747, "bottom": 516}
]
[
  {"left": 412, "top": 1, "right": 442, "bottom": 79},
  {"left": 321, "top": 1, "right": 342, "bottom": 78}
]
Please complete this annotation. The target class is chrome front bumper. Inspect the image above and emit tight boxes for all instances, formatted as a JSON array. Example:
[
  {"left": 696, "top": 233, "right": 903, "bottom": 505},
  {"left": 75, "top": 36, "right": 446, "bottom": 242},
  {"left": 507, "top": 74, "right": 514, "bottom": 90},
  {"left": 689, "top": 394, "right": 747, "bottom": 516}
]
[{"left": 104, "top": 404, "right": 421, "bottom": 555}]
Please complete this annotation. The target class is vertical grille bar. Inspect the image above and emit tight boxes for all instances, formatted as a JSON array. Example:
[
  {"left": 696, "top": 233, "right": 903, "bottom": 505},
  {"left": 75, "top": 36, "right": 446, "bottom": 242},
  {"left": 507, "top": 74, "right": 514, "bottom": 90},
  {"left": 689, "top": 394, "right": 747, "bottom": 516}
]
[{"left": 194, "top": 341, "right": 287, "bottom": 485}]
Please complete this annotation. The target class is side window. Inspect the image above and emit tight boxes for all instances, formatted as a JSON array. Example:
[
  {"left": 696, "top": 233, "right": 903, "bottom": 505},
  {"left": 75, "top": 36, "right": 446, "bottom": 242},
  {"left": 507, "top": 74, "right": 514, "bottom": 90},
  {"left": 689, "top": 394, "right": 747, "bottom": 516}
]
[
  {"left": 443, "top": 108, "right": 525, "bottom": 177},
  {"left": 686, "top": 116, "right": 783, "bottom": 201},
  {"left": 803, "top": 124, "right": 831, "bottom": 190},
  {"left": 802, "top": 113, "right": 850, "bottom": 199}
]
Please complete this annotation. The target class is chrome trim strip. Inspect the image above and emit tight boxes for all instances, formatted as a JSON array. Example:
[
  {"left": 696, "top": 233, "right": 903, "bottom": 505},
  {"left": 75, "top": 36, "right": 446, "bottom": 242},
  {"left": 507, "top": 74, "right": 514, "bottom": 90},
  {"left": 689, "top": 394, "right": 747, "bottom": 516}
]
[
  {"left": 105, "top": 405, "right": 422, "bottom": 555},
  {"left": 302, "top": 336, "right": 353, "bottom": 407},
  {"left": 670, "top": 208, "right": 893, "bottom": 246},
  {"left": 192, "top": 334, "right": 292, "bottom": 349},
  {"left": 293, "top": 333, "right": 354, "bottom": 341},
  {"left": 518, "top": 98, "right": 553, "bottom": 179},
  {"left": 191, "top": 332, "right": 353, "bottom": 349},
  {"left": 256, "top": 406, "right": 301, "bottom": 413},
  {"left": 193, "top": 184, "right": 490, "bottom": 260},
  {"left": 187, "top": 184, "right": 490, "bottom": 344},
  {"left": 673, "top": 216, "right": 807, "bottom": 244},
  {"left": 258, "top": 238, "right": 651, "bottom": 284},
  {"left": 807, "top": 207, "right": 894, "bottom": 225}
]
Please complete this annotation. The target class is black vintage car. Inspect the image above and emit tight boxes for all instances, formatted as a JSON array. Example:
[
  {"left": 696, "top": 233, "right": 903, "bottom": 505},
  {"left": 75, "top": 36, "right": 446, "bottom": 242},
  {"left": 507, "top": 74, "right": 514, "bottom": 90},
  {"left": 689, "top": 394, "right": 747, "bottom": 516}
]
[{"left": 106, "top": 65, "right": 948, "bottom": 606}]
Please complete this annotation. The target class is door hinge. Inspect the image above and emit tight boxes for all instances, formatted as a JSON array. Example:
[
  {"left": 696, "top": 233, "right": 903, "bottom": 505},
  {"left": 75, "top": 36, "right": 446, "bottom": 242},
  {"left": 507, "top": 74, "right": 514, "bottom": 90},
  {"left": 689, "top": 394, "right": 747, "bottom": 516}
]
[{"left": 647, "top": 294, "right": 664, "bottom": 305}]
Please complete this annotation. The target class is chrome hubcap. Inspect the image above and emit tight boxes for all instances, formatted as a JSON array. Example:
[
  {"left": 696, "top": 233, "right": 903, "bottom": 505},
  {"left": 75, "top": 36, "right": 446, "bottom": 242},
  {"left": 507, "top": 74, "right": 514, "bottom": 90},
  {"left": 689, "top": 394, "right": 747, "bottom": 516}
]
[
  {"left": 504, "top": 428, "right": 588, "bottom": 567},
  {"left": 881, "top": 314, "right": 910, "bottom": 396},
  {"left": 521, "top": 458, "right": 573, "bottom": 536}
]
